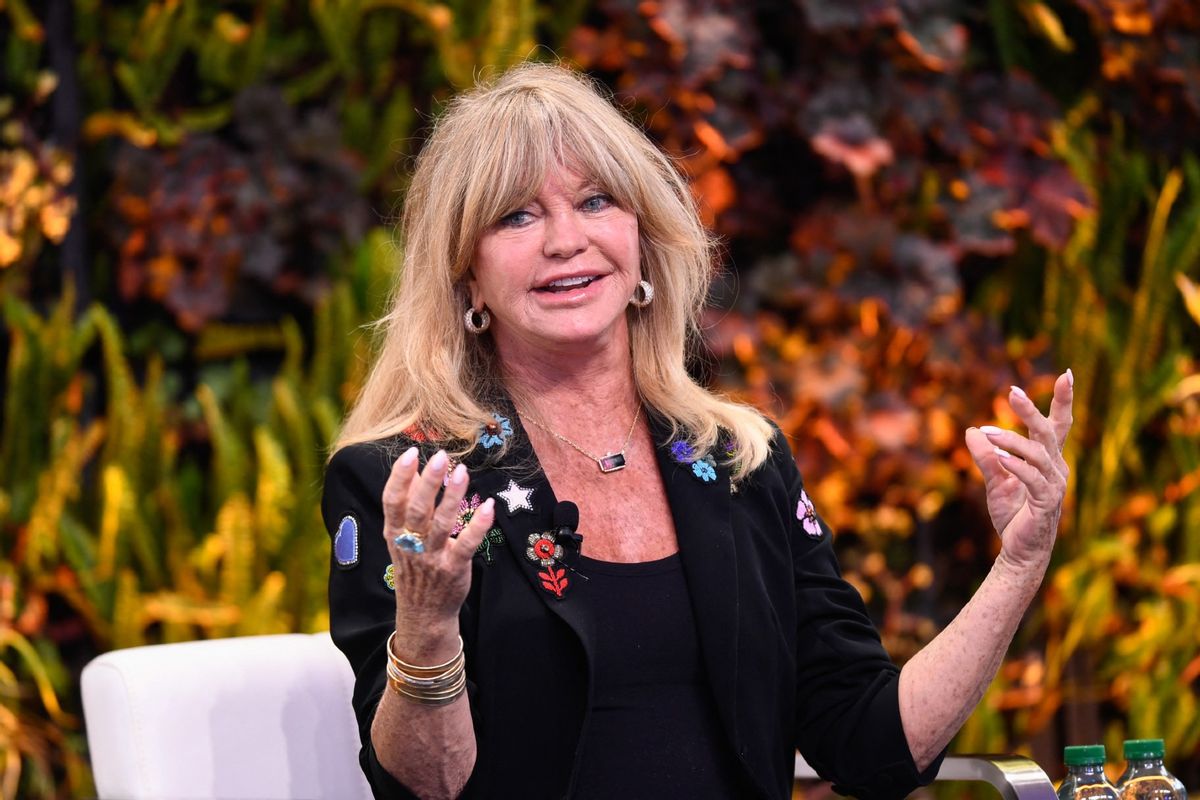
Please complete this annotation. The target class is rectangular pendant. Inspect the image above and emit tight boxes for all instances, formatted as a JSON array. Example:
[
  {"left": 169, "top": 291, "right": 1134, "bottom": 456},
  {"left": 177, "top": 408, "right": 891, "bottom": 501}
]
[{"left": 597, "top": 453, "right": 626, "bottom": 473}]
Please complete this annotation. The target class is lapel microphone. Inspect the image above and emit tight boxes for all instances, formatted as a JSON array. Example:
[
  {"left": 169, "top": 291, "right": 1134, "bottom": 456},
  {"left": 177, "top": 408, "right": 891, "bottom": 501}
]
[
  {"left": 552, "top": 501, "right": 588, "bottom": 582},
  {"left": 553, "top": 501, "right": 582, "bottom": 548}
]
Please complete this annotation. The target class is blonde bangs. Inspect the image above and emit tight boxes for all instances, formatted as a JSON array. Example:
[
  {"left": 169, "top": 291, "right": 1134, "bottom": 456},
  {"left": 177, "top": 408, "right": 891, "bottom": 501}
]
[{"left": 448, "top": 84, "right": 650, "bottom": 276}]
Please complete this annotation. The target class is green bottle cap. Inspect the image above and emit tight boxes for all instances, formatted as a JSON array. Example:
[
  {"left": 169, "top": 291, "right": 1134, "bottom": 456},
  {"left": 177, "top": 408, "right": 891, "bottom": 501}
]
[
  {"left": 1065, "top": 745, "right": 1106, "bottom": 766},
  {"left": 1123, "top": 739, "right": 1165, "bottom": 759}
]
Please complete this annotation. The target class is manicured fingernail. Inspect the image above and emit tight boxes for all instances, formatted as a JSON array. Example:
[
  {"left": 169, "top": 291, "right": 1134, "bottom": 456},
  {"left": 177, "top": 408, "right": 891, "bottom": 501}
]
[
  {"left": 994, "top": 446, "right": 1012, "bottom": 459},
  {"left": 400, "top": 447, "right": 418, "bottom": 466},
  {"left": 429, "top": 450, "right": 448, "bottom": 469},
  {"left": 1066, "top": 368, "right": 1074, "bottom": 387},
  {"left": 450, "top": 463, "right": 467, "bottom": 485},
  {"left": 980, "top": 425, "right": 1004, "bottom": 437},
  {"left": 1010, "top": 385, "right": 1027, "bottom": 400},
  {"left": 481, "top": 497, "right": 495, "bottom": 514}
]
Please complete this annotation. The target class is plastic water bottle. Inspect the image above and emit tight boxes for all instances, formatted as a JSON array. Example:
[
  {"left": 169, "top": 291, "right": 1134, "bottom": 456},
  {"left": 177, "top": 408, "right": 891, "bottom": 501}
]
[
  {"left": 1117, "top": 740, "right": 1187, "bottom": 800},
  {"left": 1058, "top": 745, "right": 1121, "bottom": 800}
]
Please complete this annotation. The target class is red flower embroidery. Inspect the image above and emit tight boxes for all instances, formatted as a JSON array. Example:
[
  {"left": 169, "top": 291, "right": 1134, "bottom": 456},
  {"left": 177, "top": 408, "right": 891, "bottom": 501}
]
[
  {"left": 402, "top": 424, "right": 445, "bottom": 443},
  {"left": 403, "top": 425, "right": 430, "bottom": 442},
  {"left": 526, "top": 532, "right": 563, "bottom": 567},
  {"left": 526, "top": 532, "right": 570, "bottom": 598}
]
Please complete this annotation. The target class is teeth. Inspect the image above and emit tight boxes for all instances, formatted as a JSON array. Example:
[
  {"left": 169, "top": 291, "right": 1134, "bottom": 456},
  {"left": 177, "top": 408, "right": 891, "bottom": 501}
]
[{"left": 547, "top": 275, "right": 595, "bottom": 288}]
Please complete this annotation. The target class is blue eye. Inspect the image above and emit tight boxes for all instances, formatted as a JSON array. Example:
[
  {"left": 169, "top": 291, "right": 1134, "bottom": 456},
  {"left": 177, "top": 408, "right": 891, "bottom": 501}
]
[
  {"left": 582, "top": 194, "right": 613, "bottom": 212},
  {"left": 499, "top": 209, "right": 532, "bottom": 227}
]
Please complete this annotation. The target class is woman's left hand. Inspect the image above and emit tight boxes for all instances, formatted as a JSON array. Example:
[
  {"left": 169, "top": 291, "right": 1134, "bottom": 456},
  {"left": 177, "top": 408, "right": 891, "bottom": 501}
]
[{"left": 965, "top": 371, "right": 1074, "bottom": 569}]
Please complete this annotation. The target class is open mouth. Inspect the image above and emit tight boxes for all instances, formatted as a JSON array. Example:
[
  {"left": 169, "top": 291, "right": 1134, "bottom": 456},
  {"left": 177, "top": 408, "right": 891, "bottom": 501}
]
[{"left": 535, "top": 275, "right": 602, "bottom": 293}]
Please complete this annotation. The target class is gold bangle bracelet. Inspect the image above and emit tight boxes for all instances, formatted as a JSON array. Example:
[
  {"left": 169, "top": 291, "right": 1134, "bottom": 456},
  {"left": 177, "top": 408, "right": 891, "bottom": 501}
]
[
  {"left": 386, "top": 646, "right": 464, "bottom": 676},
  {"left": 386, "top": 656, "right": 465, "bottom": 689},
  {"left": 388, "top": 671, "right": 467, "bottom": 705},
  {"left": 391, "top": 685, "right": 466, "bottom": 706},
  {"left": 384, "top": 631, "right": 467, "bottom": 705},
  {"left": 387, "top": 632, "right": 464, "bottom": 673},
  {"left": 389, "top": 671, "right": 466, "bottom": 697}
]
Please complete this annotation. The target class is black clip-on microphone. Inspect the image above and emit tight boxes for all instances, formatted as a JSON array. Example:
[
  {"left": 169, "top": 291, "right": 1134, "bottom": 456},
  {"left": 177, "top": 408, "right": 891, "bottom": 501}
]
[{"left": 553, "top": 501, "right": 589, "bottom": 581}]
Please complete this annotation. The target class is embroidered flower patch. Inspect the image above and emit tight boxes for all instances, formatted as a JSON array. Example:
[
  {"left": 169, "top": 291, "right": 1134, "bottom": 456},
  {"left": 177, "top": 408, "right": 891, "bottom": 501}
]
[
  {"left": 669, "top": 440, "right": 697, "bottom": 463},
  {"left": 478, "top": 414, "right": 513, "bottom": 449},
  {"left": 691, "top": 457, "right": 717, "bottom": 482},
  {"left": 403, "top": 425, "right": 431, "bottom": 443},
  {"left": 797, "top": 489, "right": 822, "bottom": 538},
  {"left": 526, "top": 532, "right": 563, "bottom": 567},
  {"left": 721, "top": 435, "right": 738, "bottom": 458},
  {"left": 442, "top": 456, "right": 460, "bottom": 487},
  {"left": 452, "top": 493, "right": 482, "bottom": 538},
  {"left": 526, "top": 531, "right": 570, "bottom": 598},
  {"left": 669, "top": 438, "right": 720, "bottom": 483}
]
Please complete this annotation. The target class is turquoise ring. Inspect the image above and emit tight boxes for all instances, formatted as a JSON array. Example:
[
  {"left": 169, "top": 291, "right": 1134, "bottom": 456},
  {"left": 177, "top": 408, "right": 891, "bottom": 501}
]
[{"left": 393, "top": 528, "right": 426, "bottom": 554}]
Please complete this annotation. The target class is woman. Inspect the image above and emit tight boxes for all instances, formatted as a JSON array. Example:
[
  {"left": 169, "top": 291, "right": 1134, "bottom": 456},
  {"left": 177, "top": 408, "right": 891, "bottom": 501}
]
[{"left": 323, "top": 62, "right": 1073, "bottom": 799}]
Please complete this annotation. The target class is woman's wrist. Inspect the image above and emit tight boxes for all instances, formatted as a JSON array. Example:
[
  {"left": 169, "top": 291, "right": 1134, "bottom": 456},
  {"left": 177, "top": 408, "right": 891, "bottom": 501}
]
[
  {"left": 991, "top": 548, "right": 1051, "bottom": 595},
  {"left": 391, "top": 617, "right": 461, "bottom": 664}
]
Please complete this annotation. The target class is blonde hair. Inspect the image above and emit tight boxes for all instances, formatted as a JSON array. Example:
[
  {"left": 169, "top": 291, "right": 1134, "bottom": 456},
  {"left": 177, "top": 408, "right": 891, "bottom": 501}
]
[{"left": 333, "top": 61, "right": 774, "bottom": 480}]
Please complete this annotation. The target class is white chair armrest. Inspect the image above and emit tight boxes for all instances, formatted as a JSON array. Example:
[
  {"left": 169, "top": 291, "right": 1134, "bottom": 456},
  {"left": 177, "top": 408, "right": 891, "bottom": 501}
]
[{"left": 795, "top": 752, "right": 1058, "bottom": 800}]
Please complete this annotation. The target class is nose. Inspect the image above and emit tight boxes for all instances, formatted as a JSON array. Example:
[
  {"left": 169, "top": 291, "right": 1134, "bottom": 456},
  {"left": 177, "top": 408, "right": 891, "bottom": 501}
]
[{"left": 542, "top": 208, "right": 588, "bottom": 259}]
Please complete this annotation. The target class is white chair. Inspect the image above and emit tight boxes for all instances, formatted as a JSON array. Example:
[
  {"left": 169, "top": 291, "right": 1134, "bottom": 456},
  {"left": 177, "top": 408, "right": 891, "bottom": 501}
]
[{"left": 81, "top": 632, "right": 373, "bottom": 800}]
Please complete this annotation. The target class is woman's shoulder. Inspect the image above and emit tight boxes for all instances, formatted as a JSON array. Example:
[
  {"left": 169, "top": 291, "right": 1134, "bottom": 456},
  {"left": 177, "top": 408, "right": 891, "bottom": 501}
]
[
  {"left": 325, "top": 431, "right": 419, "bottom": 477},
  {"left": 740, "top": 418, "right": 793, "bottom": 476}
]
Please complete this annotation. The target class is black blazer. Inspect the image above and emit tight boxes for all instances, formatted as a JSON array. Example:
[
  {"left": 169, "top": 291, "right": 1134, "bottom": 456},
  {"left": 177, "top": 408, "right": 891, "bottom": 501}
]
[{"left": 323, "top": 410, "right": 943, "bottom": 799}]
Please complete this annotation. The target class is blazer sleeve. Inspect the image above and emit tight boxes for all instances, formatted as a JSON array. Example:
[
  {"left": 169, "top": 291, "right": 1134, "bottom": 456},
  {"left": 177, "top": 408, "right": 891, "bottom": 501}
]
[
  {"left": 772, "top": 428, "right": 945, "bottom": 799},
  {"left": 322, "top": 441, "right": 481, "bottom": 800}
]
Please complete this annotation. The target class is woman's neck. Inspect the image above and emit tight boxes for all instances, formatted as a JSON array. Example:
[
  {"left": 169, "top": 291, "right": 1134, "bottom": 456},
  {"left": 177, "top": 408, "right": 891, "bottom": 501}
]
[{"left": 495, "top": 334, "right": 640, "bottom": 434}]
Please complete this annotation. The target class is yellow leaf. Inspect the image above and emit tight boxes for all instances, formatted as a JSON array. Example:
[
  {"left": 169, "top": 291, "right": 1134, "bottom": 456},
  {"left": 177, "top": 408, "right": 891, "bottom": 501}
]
[
  {"left": 82, "top": 111, "right": 157, "bottom": 147},
  {"left": 98, "top": 465, "right": 132, "bottom": 580},
  {"left": 1176, "top": 273, "right": 1200, "bottom": 327},
  {"left": 213, "top": 11, "right": 250, "bottom": 43},
  {"left": 38, "top": 196, "right": 76, "bottom": 242},
  {"left": 0, "top": 230, "right": 20, "bottom": 267},
  {"left": 1020, "top": 3, "right": 1074, "bottom": 52}
]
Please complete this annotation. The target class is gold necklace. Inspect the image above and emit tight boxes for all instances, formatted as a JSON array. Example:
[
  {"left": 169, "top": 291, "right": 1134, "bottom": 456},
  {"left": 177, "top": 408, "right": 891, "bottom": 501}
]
[{"left": 522, "top": 406, "right": 642, "bottom": 473}]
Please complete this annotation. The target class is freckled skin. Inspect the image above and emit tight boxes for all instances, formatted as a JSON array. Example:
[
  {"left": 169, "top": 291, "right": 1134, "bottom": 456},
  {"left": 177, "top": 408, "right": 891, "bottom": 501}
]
[{"left": 899, "top": 373, "right": 1072, "bottom": 769}]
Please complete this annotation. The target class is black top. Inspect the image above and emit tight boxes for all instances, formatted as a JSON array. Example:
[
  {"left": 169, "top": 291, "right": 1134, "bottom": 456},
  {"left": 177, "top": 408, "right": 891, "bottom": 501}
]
[
  {"left": 572, "top": 553, "right": 749, "bottom": 798},
  {"left": 323, "top": 410, "right": 945, "bottom": 799}
]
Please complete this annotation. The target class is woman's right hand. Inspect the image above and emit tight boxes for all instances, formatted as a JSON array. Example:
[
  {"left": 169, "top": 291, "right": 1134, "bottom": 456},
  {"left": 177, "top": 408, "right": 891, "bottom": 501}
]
[{"left": 382, "top": 447, "right": 495, "bottom": 661}]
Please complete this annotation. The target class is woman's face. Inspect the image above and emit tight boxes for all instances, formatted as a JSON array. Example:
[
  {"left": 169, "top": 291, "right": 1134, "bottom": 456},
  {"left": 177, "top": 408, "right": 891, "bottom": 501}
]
[{"left": 467, "top": 164, "right": 641, "bottom": 359}]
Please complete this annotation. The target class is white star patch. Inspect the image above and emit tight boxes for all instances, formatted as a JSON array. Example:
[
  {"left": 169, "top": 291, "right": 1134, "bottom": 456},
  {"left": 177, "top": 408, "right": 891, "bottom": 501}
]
[{"left": 497, "top": 480, "right": 535, "bottom": 514}]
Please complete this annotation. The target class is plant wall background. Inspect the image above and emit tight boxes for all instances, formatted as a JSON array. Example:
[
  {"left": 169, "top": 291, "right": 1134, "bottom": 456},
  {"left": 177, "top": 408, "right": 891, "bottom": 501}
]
[{"left": 1, "top": 0, "right": 1198, "bottom": 796}]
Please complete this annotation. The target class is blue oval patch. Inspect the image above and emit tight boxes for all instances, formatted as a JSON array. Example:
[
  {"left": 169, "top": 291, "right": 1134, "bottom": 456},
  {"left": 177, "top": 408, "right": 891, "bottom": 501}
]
[{"left": 333, "top": 514, "right": 359, "bottom": 568}]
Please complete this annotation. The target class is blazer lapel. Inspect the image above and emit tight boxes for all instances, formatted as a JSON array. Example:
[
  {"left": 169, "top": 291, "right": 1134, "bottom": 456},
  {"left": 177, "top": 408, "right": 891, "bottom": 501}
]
[
  {"left": 466, "top": 409, "right": 594, "bottom": 653},
  {"left": 649, "top": 416, "right": 740, "bottom": 750}
]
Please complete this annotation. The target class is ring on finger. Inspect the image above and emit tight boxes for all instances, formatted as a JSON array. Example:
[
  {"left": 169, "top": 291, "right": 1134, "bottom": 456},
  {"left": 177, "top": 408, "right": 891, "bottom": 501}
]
[{"left": 393, "top": 527, "right": 426, "bottom": 554}]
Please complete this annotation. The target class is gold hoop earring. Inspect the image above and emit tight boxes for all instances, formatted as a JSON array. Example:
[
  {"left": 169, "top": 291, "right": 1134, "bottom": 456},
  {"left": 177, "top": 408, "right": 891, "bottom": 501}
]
[{"left": 464, "top": 307, "right": 491, "bottom": 334}]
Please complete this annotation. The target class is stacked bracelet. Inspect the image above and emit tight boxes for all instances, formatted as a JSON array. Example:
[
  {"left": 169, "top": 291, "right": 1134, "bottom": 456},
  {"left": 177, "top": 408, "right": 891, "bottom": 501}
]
[{"left": 385, "top": 632, "right": 467, "bottom": 706}]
